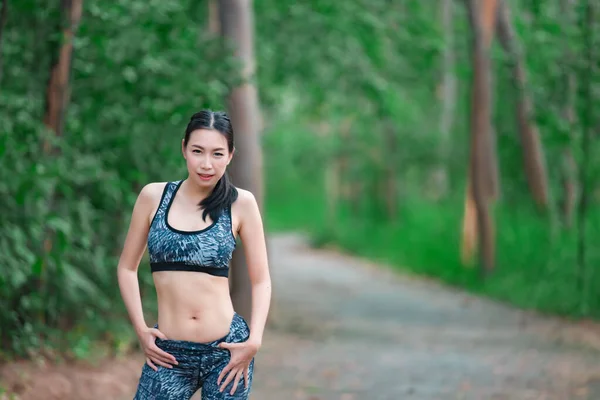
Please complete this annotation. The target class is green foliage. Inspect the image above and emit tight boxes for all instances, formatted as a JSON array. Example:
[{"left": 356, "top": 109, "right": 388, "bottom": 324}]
[
  {"left": 2, "top": 0, "right": 599, "bottom": 360},
  {"left": 264, "top": 120, "right": 600, "bottom": 319},
  {"left": 0, "top": 0, "right": 238, "bottom": 358},
  {"left": 260, "top": 0, "right": 600, "bottom": 319},
  {"left": 248, "top": 0, "right": 600, "bottom": 324}
]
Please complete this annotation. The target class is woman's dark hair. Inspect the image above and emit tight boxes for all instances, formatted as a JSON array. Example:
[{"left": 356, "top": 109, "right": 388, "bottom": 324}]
[{"left": 184, "top": 109, "right": 238, "bottom": 222}]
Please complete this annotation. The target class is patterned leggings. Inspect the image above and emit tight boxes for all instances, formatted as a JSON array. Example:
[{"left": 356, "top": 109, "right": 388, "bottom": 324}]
[{"left": 133, "top": 313, "right": 254, "bottom": 400}]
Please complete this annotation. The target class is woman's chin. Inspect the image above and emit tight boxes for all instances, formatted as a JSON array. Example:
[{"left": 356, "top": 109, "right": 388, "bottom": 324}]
[{"left": 194, "top": 174, "right": 217, "bottom": 186}]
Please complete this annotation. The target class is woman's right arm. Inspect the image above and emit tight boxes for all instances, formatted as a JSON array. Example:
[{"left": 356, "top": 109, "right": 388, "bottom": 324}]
[
  {"left": 116, "top": 183, "right": 178, "bottom": 370},
  {"left": 117, "top": 183, "right": 156, "bottom": 336}
]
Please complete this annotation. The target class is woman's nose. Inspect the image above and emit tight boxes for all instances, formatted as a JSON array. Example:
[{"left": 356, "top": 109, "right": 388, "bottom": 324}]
[{"left": 200, "top": 157, "right": 212, "bottom": 169}]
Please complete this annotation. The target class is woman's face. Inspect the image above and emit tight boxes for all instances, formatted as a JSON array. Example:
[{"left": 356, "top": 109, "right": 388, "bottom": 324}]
[{"left": 182, "top": 129, "right": 233, "bottom": 188}]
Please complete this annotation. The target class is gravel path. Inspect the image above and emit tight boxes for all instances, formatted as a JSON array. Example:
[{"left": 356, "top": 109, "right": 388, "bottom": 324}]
[
  {"left": 249, "top": 233, "right": 600, "bottom": 400},
  {"left": 4, "top": 232, "right": 600, "bottom": 400}
]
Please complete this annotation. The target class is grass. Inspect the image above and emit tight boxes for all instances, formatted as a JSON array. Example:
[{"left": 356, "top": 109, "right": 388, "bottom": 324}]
[{"left": 264, "top": 174, "right": 600, "bottom": 320}]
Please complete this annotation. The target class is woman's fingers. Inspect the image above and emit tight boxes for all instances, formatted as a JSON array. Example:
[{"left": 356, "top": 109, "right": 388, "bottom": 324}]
[
  {"left": 219, "top": 367, "right": 240, "bottom": 393},
  {"left": 151, "top": 328, "right": 168, "bottom": 341},
  {"left": 146, "top": 356, "right": 173, "bottom": 370},
  {"left": 146, "top": 358, "right": 158, "bottom": 372},
  {"left": 217, "top": 362, "right": 234, "bottom": 386},
  {"left": 147, "top": 342, "right": 178, "bottom": 365},
  {"left": 229, "top": 369, "right": 244, "bottom": 395},
  {"left": 154, "top": 356, "right": 177, "bottom": 369},
  {"left": 148, "top": 350, "right": 177, "bottom": 368}
]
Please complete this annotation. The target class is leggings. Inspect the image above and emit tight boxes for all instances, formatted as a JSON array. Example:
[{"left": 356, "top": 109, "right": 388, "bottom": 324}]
[{"left": 133, "top": 313, "right": 254, "bottom": 400}]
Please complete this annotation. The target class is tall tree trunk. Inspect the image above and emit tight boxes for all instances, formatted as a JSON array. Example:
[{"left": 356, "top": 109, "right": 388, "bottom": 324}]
[
  {"left": 576, "top": 0, "right": 594, "bottom": 304},
  {"left": 429, "top": 0, "right": 456, "bottom": 200},
  {"left": 40, "top": 0, "right": 82, "bottom": 327},
  {"left": 439, "top": 0, "right": 456, "bottom": 160},
  {"left": 496, "top": 0, "right": 550, "bottom": 211},
  {"left": 0, "top": 0, "right": 8, "bottom": 87},
  {"left": 383, "top": 120, "right": 397, "bottom": 220},
  {"left": 479, "top": 0, "right": 500, "bottom": 200},
  {"left": 318, "top": 122, "right": 338, "bottom": 229},
  {"left": 207, "top": 0, "right": 219, "bottom": 36},
  {"left": 325, "top": 158, "right": 339, "bottom": 229},
  {"left": 219, "top": 0, "right": 264, "bottom": 322},
  {"left": 43, "top": 0, "right": 82, "bottom": 150},
  {"left": 461, "top": 0, "right": 498, "bottom": 273},
  {"left": 560, "top": 0, "right": 578, "bottom": 228},
  {"left": 338, "top": 118, "right": 361, "bottom": 213}
]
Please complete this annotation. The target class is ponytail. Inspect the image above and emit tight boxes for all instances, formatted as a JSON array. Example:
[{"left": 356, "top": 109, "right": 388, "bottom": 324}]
[{"left": 198, "top": 172, "right": 238, "bottom": 222}]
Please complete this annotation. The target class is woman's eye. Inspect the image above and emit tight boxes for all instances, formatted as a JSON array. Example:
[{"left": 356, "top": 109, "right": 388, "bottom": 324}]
[
  {"left": 215, "top": 153, "right": 224, "bottom": 157},
  {"left": 193, "top": 150, "right": 201, "bottom": 154}
]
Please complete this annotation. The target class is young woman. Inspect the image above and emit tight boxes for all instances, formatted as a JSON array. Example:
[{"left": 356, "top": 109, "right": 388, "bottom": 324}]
[{"left": 117, "top": 110, "right": 271, "bottom": 399}]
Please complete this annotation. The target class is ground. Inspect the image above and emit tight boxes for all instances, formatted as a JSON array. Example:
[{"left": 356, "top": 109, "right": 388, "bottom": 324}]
[{"left": 4, "top": 233, "right": 600, "bottom": 399}]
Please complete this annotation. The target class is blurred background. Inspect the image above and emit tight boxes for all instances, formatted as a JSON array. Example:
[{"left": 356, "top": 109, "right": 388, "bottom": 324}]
[{"left": 1, "top": 0, "right": 600, "bottom": 398}]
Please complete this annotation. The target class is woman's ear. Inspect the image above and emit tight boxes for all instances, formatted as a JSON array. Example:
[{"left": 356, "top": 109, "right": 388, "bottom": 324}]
[{"left": 181, "top": 139, "right": 187, "bottom": 159}]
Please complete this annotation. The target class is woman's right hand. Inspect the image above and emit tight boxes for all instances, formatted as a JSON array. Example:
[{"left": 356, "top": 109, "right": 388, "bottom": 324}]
[{"left": 138, "top": 327, "right": 178, "bottom": 371}]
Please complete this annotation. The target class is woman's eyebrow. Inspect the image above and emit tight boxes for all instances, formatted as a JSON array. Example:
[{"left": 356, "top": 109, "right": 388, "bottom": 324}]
[{"left": 191, "top": 144, "right": 226, "bottom": 151}]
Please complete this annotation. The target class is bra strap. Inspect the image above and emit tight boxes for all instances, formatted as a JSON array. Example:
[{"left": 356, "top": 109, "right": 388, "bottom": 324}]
[{"left": 156, "top": 182, "right": 175, "bottom": 218}]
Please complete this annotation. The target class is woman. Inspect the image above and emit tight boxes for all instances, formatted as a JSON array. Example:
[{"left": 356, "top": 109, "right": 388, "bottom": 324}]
[{"left": 117, "top": 110, "right": 271, "bottom": 399}]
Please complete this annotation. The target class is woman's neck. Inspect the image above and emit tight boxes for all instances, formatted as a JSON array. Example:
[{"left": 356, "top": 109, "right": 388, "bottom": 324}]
[{"left": 180, "top": 178, "right": 213, "bottom": 202}]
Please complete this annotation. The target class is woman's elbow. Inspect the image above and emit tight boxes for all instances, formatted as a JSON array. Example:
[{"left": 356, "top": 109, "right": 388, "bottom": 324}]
[{"left": 249, "top": 268, "right": 271, "bottom": 287}]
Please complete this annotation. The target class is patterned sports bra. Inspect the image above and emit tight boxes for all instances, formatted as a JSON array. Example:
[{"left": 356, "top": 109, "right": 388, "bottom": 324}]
[{"left": 147, "top": 180, "right": 236, "bottom": 277}]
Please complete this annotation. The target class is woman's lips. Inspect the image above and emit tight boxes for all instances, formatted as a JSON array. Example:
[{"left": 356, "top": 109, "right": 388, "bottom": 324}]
[{"left": 198, "top": 173, "right": 213, "bottom": 181}]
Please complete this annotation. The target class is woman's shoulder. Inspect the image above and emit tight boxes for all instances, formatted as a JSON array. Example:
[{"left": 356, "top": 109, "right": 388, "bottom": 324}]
[
  {"left": 138, "top": 181, "right": 171, "bottom": 203},
  {"left": 230, "top": 187, "right": 259, "bottom": 215},
  {"left": 232, "top": 187, "right": 256, "bottom": 206}
]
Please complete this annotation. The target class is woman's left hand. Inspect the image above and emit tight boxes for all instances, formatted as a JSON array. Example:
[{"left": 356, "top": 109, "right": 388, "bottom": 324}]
[{"left": 217, "top": 339, "right": 260, "bottom": 394}]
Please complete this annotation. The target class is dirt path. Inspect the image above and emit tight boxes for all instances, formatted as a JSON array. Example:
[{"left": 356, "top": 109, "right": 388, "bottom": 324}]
[{"left": 4, "top": 232, "right": 600, "bottom": 399}]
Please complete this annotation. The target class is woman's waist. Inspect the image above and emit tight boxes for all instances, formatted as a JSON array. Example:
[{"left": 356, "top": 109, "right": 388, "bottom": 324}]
[
  {"left": 156, "top": 295, "right": 235, "bottom": 342},
  {"left": 153, "top": 312, "right": 250, "bottom": 355}
]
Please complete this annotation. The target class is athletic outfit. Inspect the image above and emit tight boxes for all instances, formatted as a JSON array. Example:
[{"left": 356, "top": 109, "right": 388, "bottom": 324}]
[{"left": 134, "top": 180, "right": 254, "bottom": 400}]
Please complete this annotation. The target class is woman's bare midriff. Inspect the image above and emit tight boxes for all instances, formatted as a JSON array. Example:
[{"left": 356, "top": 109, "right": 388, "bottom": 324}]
[{"left": 153, "top": 271, "right": 235, "bottom": 343}]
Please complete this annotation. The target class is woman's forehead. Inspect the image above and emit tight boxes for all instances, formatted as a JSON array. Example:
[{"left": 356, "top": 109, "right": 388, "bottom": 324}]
[{"left": 188, "top": 129, "right": 227, "bottom": 146}]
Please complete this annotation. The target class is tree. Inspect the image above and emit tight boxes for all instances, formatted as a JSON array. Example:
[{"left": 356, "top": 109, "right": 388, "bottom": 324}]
[
  {"left": 576, "top": 0, "right": 594, "bottom": 303},
  {"left": 207, "top": 0, "right": 219, "bottom": 36},
  {"left": 559, "top": 0, "right": 578, "bottom": 228},
  {"left": 43, "top": 0, "right": 83, "bottom": 146},
  {"left": 429, "top": 0, "right": 456, "bottom": 200},
  {"left": 461, "top": 0, "right": 498, "bottom": 273},
  {"left": 218, "top": 0, "right": 264, "bottom": 322},
  {"left": 496, "top": 0, "right": 550, "bottom": 211}
]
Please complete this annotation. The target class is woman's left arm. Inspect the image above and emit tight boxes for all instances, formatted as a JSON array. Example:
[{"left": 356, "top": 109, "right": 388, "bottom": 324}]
[
  {"left": 217, "top": 190, "right": 272, "bottom": 394},
  {"left": 237, "top": 190, "right": 272, "bottom": 346}
]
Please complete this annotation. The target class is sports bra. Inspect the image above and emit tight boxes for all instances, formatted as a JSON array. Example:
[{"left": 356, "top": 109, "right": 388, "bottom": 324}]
[{"left": 147, "top": 180, "right": 236, "bottom": 277}]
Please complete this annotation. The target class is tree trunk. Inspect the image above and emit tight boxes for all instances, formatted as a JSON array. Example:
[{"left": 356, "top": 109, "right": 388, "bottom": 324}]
[
  {"left": 207, "top": 0, "right": 220, "bottom": 36},
  {"left": 472, "top": 0, "right": 500, "bottom": 200},
  {"left": 319, "top": 122, "right": 339, "bottom": 229},
  {"left": 0, "top": 0, "right": 8, "bottom": 87},
  {"left": 325, "top": 159, "right": 339, "bottom": 229},
  {"left": 41, "top": 0, "right": 83, "bottom": 251},
  {"left": 496, "top": 0, "right": 550, "bottom": 211},
  {"left": 383, "top": 120, "right": 397, "bottom": 220},
  {"left": 219, "top": 0, "right": 263, "bottom": 323},
  {"left": 576, "top": 0, "right": 594, "bottom": 302},
  {"left": 560, "top": 0, "right": 578, "bottom": 228},
  {"left": 338, "top": 118, "right": 361, "bottom": 213},
  {"left": 429, "top": 0, "right": 456, "bottom": 200},
  {"left": 461, "top": 0, "right": 498, "bottom": 273},
  {"left": 43, "top": 0, "right": 82, "bottom": 150},
  {"left": 39, "top": 0, "right": 82, "bottom": 327}
]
